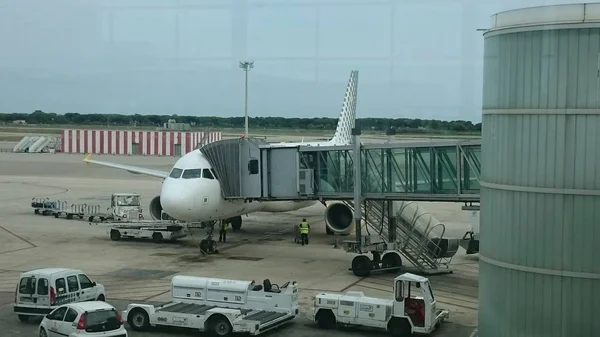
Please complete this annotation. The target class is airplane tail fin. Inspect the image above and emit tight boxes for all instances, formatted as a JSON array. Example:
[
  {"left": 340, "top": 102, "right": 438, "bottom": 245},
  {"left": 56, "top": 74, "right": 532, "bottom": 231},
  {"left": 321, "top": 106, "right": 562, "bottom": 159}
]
[{"left": 330, "top": 70, "right": 359, "bottom": 145}]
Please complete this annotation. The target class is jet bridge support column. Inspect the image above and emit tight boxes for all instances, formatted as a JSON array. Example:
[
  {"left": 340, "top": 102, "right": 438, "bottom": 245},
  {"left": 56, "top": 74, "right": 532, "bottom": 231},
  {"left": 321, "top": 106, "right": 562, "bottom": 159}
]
[
  {"left": 387, "top": 201, "right": 396, "bottom": 243},
  {"left": 352, "top": 127, "right": 362, "bottom": 251}
]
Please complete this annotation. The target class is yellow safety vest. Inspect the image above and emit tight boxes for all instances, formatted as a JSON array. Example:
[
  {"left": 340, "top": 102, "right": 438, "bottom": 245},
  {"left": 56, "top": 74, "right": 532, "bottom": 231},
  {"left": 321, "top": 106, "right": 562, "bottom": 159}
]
[
  {"left": 221, "top": 223, "right": 229, "bottom": 231},
  {"left": 299, "top": 222, "right": 309, "bottom": 234}
]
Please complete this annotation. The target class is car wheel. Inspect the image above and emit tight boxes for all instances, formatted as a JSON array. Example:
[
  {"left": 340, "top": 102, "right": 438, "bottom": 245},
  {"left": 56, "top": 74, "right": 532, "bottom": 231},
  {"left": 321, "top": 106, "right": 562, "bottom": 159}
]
[
  {"left": 39, "top": 327, "right": 48, "bottom": 337},
  {"left": 97, "top": 294, "right": 105, "bottom": 301}
]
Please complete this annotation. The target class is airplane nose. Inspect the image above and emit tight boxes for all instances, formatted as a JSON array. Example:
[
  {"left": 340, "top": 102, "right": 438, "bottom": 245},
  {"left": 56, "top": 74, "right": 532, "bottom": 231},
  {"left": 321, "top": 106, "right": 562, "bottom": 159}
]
[{"left": 160, "top": 178, "right": 195, "bottom": 221}]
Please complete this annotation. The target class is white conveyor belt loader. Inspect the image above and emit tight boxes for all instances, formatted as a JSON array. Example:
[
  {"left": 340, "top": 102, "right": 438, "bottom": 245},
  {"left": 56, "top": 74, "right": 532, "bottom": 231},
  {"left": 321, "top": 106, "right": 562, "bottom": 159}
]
[{"left": 124, "top": 275, "right": 299, "bottom": 336}]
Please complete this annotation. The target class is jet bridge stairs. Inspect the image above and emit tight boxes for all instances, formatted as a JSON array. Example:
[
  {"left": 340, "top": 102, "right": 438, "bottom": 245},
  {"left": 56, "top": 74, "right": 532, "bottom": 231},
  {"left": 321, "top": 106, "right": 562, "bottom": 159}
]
[
  {"left": 340, "top": 199, "right": 457, "bottom": 276},
  {"left": 199, "top": 137, "right": 481, "bottom": 276}
]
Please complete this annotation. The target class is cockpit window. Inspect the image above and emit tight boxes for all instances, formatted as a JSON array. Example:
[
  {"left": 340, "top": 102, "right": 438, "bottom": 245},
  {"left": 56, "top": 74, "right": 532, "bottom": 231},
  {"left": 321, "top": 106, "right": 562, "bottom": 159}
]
[
  {"left": 182, "top": 169, "right": 202, "bottom": 179},
  {"left": 203, "top": 169, "right": 214, "bottom": 180},
  {"left": 211, "top": 169, "right": 218, "bottom": 180},
  {"left": 169, "top": 168, "right": 183, "bottom": 179}
]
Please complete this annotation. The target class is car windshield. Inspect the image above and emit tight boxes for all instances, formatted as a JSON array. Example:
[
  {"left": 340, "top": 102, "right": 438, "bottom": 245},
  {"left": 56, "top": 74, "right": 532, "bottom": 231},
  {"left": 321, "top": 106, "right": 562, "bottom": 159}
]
[{"left": 85, "top": 309, "right": 120, "bottom": 333}]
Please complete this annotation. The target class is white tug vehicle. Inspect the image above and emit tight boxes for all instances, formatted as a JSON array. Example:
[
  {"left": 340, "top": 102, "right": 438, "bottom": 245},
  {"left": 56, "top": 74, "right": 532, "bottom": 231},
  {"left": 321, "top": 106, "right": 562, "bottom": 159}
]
[{"left": 312, "top": 273, "right": 449, "bottom": 336}]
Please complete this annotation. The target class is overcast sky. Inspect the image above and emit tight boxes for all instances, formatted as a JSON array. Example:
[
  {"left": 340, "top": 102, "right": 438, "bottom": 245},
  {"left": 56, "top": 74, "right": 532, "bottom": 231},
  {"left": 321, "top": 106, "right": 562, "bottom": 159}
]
[{"left": 0, "top": 0, "right": 584, "bottom": 122}]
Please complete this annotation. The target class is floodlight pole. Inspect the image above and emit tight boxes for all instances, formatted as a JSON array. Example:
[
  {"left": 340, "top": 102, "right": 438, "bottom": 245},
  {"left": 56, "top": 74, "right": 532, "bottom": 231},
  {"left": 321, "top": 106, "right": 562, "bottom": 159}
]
[{"left": 239, "top": 61, "right": 254, "bottom": 136}]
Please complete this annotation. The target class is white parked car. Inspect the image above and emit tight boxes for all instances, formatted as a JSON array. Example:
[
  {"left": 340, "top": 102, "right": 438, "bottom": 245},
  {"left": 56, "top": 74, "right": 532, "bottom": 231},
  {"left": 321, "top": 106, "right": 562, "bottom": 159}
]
[
  {"left": 14, "top": 268, "right": 106, "bottom": 322},
  {"left": 38, "top": 301, "right": 127, "bottom": 337}
]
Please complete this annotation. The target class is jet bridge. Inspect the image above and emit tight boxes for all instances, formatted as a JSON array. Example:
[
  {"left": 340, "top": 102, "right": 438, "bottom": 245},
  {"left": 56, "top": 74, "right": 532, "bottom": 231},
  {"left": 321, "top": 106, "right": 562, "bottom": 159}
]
[
  {"left": 200, "top": 134, "right": 481, "bottom": 275},
  {"left": 200, "top": 137, "right": 481, "bottom": 202}
]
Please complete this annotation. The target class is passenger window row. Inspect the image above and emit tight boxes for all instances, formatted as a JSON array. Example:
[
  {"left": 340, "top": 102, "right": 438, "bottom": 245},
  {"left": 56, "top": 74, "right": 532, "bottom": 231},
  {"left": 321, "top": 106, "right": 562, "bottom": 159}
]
[
  {"left": 18, "top": 273, "right": 94, "bottom": 297},
  {"left": 169, "top": 168, "right": 217, "bottom": 180},
  {"left": 55, "top": 274, "right": 94, "bottom": 295}
]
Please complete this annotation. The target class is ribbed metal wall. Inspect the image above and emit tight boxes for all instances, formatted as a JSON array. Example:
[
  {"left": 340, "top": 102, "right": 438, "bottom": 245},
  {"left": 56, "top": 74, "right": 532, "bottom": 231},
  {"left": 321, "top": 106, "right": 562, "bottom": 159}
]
[{"left": 479, "top": 8, "right": 600, "bottom": 337}]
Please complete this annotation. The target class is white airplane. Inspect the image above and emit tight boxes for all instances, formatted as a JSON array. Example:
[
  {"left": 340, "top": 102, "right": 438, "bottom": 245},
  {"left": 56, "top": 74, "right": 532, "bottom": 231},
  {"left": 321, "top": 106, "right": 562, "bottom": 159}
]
[{"left": 84, "top": 70, "right": 359, "bottom": 235}]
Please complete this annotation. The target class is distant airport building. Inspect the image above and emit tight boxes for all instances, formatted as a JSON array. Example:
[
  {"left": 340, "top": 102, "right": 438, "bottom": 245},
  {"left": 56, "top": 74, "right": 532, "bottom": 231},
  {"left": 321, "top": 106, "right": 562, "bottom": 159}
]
[
  {"left": 160, "top": 119, "right": 192, "bottom": 131},
  {"left": 59, "top": 129, "right": 221, "bottom": 156}
]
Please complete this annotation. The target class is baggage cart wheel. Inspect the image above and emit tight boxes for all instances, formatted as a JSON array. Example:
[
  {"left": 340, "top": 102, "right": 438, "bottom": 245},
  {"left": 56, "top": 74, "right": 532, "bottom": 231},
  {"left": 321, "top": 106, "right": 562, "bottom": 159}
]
[
  {"left": 208, "top": 315, "right": 232, "bottom": 337},
  {"left": 315, "top": 309, "right": 336, "bottom": 329},
  {"left": 127, "top": 308, "right": 150, "bottom": 331},
  {"left": 110, "top": 230, "right": 121, "bottom": 241},
  {"left": 388, "top": 318, "right": 411, "bottom": 337},
  {"left": 152, "top": 232, "right": 163, "bottom": 243}
]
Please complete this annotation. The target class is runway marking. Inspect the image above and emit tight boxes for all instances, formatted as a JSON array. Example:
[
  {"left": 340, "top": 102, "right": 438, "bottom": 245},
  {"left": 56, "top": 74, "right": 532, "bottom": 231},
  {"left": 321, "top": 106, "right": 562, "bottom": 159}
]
[
  {"left": 0, "top": 181, "right": 69, "bottom": 202},
  {"left": 0, "top": 226, "right": 37, "bottom": 255}
]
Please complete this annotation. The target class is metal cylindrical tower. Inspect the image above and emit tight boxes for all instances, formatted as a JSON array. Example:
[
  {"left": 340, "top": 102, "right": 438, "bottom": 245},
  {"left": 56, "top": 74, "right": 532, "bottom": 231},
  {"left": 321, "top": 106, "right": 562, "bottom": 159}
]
[{"left": 480, "top": 3, "right": 600, "bottom": 337}]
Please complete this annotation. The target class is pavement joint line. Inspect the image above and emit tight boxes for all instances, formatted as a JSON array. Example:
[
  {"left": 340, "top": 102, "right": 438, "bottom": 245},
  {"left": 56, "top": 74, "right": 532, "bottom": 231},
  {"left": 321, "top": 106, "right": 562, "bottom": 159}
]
[
  {"left": 0, "top": 225, "right": 37, "bottom": 253},
  {"left": 141, "top": 290, "right": 171, "bottom": 301}
]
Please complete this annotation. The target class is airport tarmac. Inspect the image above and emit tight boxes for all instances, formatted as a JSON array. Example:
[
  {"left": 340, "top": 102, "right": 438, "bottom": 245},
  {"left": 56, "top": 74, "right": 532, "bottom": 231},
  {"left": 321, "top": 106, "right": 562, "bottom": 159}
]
[{"left": 0, "top": 153, "right": 479, "bottom": 337}]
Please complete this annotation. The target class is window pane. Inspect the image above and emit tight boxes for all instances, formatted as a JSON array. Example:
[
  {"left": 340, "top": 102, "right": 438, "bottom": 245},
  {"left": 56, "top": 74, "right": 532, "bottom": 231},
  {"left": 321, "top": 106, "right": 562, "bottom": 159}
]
[
  {"left": 37, "top": 278, "right": 49, "bottom": 295},
  {"left": 85, "top": 309, "right": 120, "bottom": 332},
  {"left": 67, "top": 276, "right": 79, "bottom": 292},
  {"left": 203, "top": 169, "right": 214, "bottom": 179},
  {"left": 50, "top": 307, "right": 67, "bottom": 320},
  {"left": 64, "top": 308, "right": 78, "bottom": 322},
  {"left": 182, "top": 169, "right": 202, "bottom": 179},
  {"left": 55, "top": 278, "right": 66, "bottom": 295},
  {"left": 169, "top": 168, "right": 183, "bottom": 178},
  {"left": 78, "top": 274, "right": 93, "bottom": 289},
  {"left": 19, "top": 277, "right": 35, "bottom": 294}
]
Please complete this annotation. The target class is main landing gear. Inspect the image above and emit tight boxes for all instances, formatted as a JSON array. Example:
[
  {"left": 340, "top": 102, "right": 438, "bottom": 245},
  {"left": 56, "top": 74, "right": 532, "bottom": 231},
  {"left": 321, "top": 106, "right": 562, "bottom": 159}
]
[{"left": 230, "top": 216, "right": 242, "bottom": 231}]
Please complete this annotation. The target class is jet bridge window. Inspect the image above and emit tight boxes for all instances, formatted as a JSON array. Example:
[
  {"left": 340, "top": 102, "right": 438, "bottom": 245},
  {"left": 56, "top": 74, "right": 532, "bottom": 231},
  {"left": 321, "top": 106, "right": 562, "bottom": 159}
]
[
  {"left": 169, "top": 168, "right": 183, "bottom": 179},
  {"left": 182, "top": 169, "right": 202, "bottom": 179},
  {"left": 248, "top": 159, "right": 259, "bottom": 175}
]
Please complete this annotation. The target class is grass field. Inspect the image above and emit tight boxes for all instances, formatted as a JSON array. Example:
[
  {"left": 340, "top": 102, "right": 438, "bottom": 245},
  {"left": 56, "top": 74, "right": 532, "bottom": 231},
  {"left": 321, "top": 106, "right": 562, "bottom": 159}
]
[{"left": 0, "top": 124, "right": 480, "bottom": 142}]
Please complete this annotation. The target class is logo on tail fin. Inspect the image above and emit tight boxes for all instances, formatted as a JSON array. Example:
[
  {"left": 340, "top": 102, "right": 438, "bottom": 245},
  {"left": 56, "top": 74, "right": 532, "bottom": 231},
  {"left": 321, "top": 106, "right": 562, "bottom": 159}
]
[{"left": 330, "top": 70, "right": 359, "bottom": 145}]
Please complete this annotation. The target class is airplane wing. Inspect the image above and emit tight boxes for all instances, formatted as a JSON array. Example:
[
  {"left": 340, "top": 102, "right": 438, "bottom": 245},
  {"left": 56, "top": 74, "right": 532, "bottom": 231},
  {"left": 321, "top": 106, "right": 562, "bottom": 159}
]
[{"left": 83, "top": 154, "right": 169, "bottom": 179}]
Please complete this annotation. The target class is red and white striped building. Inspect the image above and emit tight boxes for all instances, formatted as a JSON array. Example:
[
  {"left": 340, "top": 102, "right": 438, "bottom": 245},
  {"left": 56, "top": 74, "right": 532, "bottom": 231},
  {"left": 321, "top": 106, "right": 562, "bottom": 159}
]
[{"left": 59, "top": 129, "right": 222, "bottom": 156}]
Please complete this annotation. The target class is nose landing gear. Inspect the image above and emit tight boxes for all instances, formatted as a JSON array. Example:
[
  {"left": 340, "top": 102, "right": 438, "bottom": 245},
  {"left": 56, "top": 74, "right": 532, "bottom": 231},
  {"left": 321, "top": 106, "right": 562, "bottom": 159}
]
[{"left": 199, "top": 221, "right": 218, "bottom": 254}]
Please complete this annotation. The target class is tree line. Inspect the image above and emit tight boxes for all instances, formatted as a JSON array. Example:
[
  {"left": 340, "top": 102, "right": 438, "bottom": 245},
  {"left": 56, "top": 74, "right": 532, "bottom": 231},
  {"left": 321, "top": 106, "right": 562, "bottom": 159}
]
[{"left": 0, "top": 110, "right": 481, "bottom": 133}]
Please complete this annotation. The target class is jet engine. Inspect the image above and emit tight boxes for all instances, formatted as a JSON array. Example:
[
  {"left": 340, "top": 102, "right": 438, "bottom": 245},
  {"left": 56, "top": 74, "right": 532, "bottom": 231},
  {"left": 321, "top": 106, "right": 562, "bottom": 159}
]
[
  {"left": 149, "top": 196, "right": 173, "bottom": 220},
  {"left": 324, "top": 202, "right": 354, "bottom": 235}
]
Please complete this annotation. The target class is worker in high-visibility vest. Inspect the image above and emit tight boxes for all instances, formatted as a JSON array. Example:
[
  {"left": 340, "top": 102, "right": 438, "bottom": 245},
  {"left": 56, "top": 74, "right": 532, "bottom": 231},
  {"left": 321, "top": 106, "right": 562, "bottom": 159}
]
[
  {"left": 299, "top": 218, "right": 310, "bottom": 246},
  {"left": 219, "top": 220, "right": 230, "bottom": 243}
]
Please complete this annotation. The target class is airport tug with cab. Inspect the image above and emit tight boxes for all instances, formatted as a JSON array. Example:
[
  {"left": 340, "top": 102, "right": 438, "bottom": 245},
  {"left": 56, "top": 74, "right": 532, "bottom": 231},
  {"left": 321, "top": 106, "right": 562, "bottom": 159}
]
[
  {"left": 124, "top": 275, "right": 299, "bottom": 336},
  {"left": 312, "top": 273, "right": 448, "bottom": 336}
]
